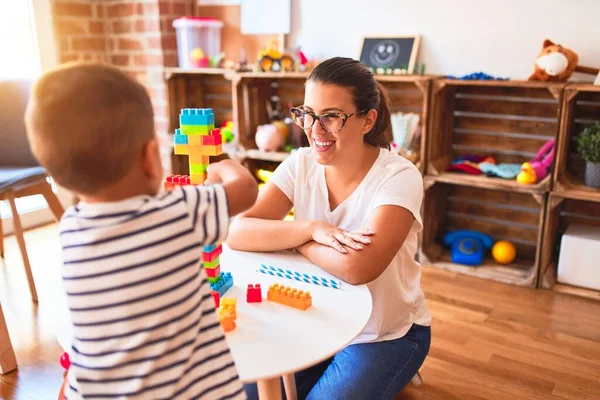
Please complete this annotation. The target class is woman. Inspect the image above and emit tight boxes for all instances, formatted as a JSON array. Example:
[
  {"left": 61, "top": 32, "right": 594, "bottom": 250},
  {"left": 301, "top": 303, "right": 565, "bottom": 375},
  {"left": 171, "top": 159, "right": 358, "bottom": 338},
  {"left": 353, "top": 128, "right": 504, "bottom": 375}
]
[{"left": 226, "top": 57, "right": 431, "bottom": 400}]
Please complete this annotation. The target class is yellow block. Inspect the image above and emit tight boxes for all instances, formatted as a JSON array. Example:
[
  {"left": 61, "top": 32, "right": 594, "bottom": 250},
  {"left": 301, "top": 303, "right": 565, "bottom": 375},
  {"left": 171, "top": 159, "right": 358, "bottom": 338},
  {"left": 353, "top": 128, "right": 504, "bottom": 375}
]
[
  {"left": 190, "top": 174, "right": 205, "bottom": 185},
  {"left": 174, "top": 144, "right": 189, "bottom": 155},
  {"left": 190, "top": 153, "right": 210, "bottom": 164},
  {"left": 188, "top": 135, "right": 202, "bottom": 145}
]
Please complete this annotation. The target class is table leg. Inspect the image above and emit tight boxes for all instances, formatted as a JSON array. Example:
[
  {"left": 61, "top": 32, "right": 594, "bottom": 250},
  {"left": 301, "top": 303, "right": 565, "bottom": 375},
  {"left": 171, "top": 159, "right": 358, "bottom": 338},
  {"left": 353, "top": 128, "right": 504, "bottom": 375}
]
[
  {"left": 282, "top": 373, "right": 298, "bottom": 400},
  {"left": 257, "top": 377, "right": 282, "bottom": 400},
  {"left": 0, "top": 303, "right": 17, "bottom": 374}
]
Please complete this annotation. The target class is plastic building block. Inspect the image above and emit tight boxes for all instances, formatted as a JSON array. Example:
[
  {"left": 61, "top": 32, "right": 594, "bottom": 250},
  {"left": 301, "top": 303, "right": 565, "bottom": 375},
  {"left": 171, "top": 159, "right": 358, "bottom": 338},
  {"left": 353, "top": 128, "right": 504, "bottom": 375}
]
[
  {"left": 203, "top": 244, "right": 222, "bottom": 262},
  {"left": 174, "top": 133, "right": 188, "bottom": 145},
  {"left": 190, "top": 163, "right": 208, "bottom": 174},
  {"left": 164, "top": 174, "right": 191, "bottom": 191},
  {"left": 221, "top": 298, "right": 237, "bottom": 319},
  {"left": 217, "top": 307, "right": 235, "bottom": 332},
  {"left": 174, "top": 144, "right": 189, "bottom": 155},
  {"left": 204, "top": 257, "right": 220, "bottom": 270},
  {"left": 267, "top": 283, "right": 311, "bottom": 310},
  {"left": 204, "top": 243, "right": 219, "bottom": 252},
  {"left": 210, "top": 272, "right": 233, "bottom": 297},
  {"left": 211, "top": 290, "right": 220, "bottom": 307},
  {"left": 246, "top": 284, "right": 262, "bottom": 303},
  {"left": 190, "top": 174, "right": 205, "bottom": 185},
  {"left": 188, "top": 135, "right": 203, "bottom": 145},
  {"left": 190, "top": 154, "right": 210, "bottom": 164},
  {"left": 206, "top": 266, "right": 221, "bottom": 281}
]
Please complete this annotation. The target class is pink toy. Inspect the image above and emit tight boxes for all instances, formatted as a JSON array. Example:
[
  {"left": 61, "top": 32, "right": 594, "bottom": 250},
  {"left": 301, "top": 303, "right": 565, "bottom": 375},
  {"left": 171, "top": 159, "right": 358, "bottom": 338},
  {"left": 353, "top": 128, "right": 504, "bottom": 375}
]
[
  {"left": 517, "top": 139, "right": 555, "bottom": 184},
  {"left": 255, "top": 124, "right": 285, "bottom": 152}
]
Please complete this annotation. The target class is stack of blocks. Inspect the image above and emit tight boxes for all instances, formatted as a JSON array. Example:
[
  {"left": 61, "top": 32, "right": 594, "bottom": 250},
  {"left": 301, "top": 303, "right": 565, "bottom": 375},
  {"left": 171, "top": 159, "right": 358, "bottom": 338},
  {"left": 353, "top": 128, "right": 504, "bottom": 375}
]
[
  {"left": 174, "top": 108, "right": 223, "bottom": 185},
  {"left": 165, "top": 108, "right": 233, "bottom": 331},
  {"left": 218, "top": 298, "right": 237, "bottom": 332}
]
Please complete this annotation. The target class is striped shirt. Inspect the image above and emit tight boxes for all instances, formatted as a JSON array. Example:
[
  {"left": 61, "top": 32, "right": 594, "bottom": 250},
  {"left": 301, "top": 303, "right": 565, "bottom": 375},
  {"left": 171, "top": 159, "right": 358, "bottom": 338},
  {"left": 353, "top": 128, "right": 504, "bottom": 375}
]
[{"left": 59, "top": 185, "right": 246, "bottom": 400}]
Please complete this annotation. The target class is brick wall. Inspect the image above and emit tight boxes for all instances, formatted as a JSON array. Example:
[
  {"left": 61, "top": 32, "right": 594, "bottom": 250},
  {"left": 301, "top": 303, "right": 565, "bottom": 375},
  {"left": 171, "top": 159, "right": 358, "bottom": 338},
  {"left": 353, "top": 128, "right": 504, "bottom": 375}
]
[{"left": 50, "top": 0, "right": 193, "bottom": 172}]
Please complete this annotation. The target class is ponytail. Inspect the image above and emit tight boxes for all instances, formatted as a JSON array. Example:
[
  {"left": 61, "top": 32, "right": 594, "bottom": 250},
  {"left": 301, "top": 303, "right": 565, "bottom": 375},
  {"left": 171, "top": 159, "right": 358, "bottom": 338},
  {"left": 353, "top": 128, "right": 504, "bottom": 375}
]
[{"left": 364, "top": 82, "right": 392, "bottom": 150}]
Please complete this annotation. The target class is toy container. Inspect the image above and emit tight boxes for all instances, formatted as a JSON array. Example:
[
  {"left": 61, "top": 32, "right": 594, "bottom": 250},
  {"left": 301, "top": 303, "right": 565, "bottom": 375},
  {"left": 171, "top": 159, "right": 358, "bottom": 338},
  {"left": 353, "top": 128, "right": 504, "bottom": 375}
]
[{"left": 173, "top": 17, "right": 223, "bottom": 69}]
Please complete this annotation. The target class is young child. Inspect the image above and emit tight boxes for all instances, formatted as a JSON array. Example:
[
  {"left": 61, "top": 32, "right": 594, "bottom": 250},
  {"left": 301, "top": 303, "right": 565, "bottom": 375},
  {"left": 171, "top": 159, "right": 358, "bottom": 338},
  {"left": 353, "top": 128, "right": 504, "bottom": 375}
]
[{"left": 25, "top": 63, "right": 257, "bottom": 399}]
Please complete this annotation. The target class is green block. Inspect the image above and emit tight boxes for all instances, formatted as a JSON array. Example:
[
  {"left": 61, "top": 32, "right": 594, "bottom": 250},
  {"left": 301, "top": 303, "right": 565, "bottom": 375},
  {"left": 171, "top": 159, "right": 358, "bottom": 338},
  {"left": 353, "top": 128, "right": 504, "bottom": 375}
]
[
  {"left": 189, "top": 163, "right": 208, "bottom": 174},
  {"left": 207, "top": 276, "right": 220, "bottom": 284},
  {"left": 204, "top": 257, "right": 220, "bottom": 269}
]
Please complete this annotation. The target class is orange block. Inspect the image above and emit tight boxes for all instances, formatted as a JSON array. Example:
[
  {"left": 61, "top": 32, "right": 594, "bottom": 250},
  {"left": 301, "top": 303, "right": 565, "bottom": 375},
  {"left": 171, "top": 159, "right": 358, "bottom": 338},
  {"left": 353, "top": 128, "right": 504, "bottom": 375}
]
[
  {"left": 267, "top": 283, "right": 312, "bottom": 310},
  {"left": 218, "top": 308, "right": 236, "bottom": 332}
]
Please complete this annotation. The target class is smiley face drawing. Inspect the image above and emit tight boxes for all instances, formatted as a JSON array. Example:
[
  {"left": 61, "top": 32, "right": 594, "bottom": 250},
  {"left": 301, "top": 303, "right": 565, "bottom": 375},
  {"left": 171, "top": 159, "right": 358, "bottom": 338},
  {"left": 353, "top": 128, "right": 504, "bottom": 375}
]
[{"left": 369, "top": 40, "right": 400, "bottom": 67}]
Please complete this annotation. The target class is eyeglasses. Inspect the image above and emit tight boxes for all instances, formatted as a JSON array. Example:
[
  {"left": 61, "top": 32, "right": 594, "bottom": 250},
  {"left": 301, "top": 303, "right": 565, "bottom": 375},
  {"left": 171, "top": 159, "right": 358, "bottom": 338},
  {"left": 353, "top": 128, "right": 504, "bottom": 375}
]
[{"left": 290, "top": 107, "right": 367, "bottom": 134}]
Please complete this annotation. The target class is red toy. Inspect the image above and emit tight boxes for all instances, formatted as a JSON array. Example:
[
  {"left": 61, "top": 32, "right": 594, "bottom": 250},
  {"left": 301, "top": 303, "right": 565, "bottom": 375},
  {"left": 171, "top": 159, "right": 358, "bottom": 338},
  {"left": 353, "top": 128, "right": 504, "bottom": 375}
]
[
  {"left": 211, "top": 291, "right": 220, "bottom": 308},
  {"left": 246, "top": 284, "right": 262, "bottom": 303},
  {"left": 60, "top": 352, "right": 71, "bottom": 370}
]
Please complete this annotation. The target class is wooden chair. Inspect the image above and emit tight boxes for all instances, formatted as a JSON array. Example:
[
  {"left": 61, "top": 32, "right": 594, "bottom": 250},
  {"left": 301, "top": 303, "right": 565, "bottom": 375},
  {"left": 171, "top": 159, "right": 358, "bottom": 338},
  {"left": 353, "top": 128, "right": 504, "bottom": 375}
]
[
  {"left": 0, "top": 79, "right": 65, "bottom": 303},
  {"left": 0, "top": 172, "right": 64, "bottom": 302}
]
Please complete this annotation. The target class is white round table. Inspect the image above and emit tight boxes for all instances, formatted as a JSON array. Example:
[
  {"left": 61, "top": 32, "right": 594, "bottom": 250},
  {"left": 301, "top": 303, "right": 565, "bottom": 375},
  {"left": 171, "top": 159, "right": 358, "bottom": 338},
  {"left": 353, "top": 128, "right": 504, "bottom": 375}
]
[{"left": 51, "top": 245, "right": 373, "bottom": 399}]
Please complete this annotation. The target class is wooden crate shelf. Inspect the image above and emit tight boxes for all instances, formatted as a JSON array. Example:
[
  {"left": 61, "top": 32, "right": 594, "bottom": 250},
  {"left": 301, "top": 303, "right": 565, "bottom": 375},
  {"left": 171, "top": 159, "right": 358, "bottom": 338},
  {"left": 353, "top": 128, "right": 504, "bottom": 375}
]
[
  {"left": 539, "top": 193, "right": 600, "bottom": 301},
  {"left": 419, "top": 177, "right": 546, "bottom": 288},
  {"left": 427, "top": 79, "right": 564, "bottom": 192},
  {"left": 553, "top": 84, "right": 600, "bottom": 203}
]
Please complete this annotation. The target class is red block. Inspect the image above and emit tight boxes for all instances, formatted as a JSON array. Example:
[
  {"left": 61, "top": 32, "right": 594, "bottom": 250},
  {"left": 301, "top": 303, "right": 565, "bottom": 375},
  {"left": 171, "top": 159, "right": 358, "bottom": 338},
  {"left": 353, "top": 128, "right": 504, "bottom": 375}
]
[
  {"left": 211, "top": 291, "right": 220, "bottom": 307},
  {"left": 246, "top": 284, "right": 262, "bottom": 303},
  {"left": 205, "top": 265, "right": 221, "bottom": 278},
  {"left": 203, "top": 244, "right": 223, "bottom": 262}
]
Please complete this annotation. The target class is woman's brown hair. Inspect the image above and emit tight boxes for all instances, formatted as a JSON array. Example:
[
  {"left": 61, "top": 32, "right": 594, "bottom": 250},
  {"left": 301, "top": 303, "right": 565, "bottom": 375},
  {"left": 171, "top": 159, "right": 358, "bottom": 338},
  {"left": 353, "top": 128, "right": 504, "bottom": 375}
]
[{"left": 307, "top": 57, "right": 391, "bottom": 149}]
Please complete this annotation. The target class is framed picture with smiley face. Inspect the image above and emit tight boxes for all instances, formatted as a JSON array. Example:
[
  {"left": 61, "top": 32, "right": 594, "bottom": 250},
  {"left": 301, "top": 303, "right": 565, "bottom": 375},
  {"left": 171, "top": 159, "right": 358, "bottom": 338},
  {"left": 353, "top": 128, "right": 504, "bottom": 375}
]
[{"left": 359, "top": 35, "right": 421, "bottom": 73}]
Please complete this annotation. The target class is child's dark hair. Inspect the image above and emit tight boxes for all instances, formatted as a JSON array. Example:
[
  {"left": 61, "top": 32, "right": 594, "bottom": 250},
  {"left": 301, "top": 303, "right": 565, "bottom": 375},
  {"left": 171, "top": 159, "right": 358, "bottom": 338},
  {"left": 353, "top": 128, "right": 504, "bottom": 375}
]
[{"left": 307, "top": 57, "right": 391, "bottom": 149}]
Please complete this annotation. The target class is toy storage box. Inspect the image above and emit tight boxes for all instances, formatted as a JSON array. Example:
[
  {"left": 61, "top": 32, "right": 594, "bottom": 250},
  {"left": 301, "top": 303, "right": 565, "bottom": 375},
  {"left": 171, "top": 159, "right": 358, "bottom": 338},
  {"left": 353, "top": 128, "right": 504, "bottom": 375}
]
[
  {"left": 419, "top": 178, "right": 546, "bottom": 288},
  {"left": 557, "top": 223, "right": 600, "bottom": 291},
  {"left": 173, "top": 17, "right": 223, "bottom": 69}
]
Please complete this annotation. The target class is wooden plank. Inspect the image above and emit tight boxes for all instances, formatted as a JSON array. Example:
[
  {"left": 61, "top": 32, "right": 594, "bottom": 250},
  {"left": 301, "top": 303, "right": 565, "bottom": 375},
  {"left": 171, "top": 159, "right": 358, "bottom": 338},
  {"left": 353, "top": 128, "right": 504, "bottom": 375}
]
[
  {"left": 453, "top": 130, "right": 553, "bottom": 155},
  {"left": 446, "top": 214, "right": 539, "bottom": 246},
  {"left": 454, "top": 97, "right": 560, "bottom": 119},
  {"left": 574, "top": 100, "right": 600, "bottom": 120},
  {"left": 447, "top": 198, "right": 540, "bottom": 227},
  {"left": 454, "top": 84, "right": 559, "bottom": 100},
  {"left": 450, "top": 184, "right": 541, "bottom": 209},
  {"left": 552, "top": 284, "right": 600, "bottom": 301},
  {"left": 454, "top": 115, "right": 558, "bottom": 136}
]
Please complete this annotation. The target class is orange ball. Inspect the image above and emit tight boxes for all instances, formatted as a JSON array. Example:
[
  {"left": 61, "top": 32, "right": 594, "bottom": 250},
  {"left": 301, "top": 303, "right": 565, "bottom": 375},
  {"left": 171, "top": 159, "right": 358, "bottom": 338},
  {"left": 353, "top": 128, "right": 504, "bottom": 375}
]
[{"left": 492, "top": 241, "right": 516, "bottom": 265}]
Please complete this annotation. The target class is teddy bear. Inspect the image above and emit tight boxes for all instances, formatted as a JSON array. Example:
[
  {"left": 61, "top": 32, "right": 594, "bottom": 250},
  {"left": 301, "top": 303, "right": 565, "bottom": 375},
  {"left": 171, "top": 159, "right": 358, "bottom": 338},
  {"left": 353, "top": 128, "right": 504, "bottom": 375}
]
[{"left": 529, "top": 39, "right": 599, "bottom": 82}]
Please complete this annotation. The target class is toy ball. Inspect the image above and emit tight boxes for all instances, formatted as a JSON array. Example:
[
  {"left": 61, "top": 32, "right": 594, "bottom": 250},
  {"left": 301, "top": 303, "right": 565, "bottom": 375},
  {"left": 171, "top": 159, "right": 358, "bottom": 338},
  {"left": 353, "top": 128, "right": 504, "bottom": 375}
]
[
  {"left": 492, "top": 241, "right": 517, "bottom": 265},
  {"left": 60, "top": 352, "right": 71, "bottom": 370}
]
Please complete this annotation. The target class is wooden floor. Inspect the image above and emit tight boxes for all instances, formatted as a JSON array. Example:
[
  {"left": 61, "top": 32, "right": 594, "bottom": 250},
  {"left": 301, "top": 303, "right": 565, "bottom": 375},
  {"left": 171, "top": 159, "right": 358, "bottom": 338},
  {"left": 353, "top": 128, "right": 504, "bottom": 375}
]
[{"left": 1, "top": 224, "right": 600, "bottom": 399}]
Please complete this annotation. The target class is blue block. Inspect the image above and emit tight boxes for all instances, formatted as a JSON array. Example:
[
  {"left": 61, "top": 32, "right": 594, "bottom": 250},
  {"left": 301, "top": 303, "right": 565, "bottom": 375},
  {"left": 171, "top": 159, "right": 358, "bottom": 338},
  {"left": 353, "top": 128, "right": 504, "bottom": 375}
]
[
  {"left": 204, "top": 243, "right": 218, "bottom": 252},
  {"left": 174, "top": 133, "right": 188, "bottom": 144},
  {"left": 210, "top": 272, "right": 233, "bottom": 297}
]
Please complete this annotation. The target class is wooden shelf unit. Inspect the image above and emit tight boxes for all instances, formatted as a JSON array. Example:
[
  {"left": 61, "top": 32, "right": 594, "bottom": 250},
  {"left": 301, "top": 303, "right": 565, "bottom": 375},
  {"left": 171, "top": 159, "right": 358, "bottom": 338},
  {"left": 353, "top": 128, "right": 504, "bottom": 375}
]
[
  {"left": 419, "top": 177, "right": 546, "bottom": 288},
  {"left": 427, "top": 79, "right": 564, "bottom": 193},
  {"left": 165, "top": 68, "right": 433, "bottom": 174},
  {"left": 553, "top": 84, "right": 600, "bottom": 202},
  {"left": 539, "top": 193, "right": 600, "bottom": 301}
]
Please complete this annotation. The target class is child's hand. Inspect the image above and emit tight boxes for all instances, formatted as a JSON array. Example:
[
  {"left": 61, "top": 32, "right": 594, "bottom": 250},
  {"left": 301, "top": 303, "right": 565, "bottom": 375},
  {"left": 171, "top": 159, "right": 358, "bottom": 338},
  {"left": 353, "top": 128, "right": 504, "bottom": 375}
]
[{"left": 205, "top": 159, "right": 247, "bottom": 184}]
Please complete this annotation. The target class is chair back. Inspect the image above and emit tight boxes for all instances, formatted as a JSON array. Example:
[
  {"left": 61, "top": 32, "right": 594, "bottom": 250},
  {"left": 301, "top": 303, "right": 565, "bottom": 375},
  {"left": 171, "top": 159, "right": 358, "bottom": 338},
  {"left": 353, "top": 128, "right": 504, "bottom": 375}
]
[{"left": 0, "top": 79, "right": 39, "bottom": 167}]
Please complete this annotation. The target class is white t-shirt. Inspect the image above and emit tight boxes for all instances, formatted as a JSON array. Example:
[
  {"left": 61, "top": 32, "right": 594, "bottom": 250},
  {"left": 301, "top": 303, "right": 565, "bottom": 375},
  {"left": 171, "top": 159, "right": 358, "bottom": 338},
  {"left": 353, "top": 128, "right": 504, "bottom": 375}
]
[{"left": 269, "top": 147, "right": 431, "bottom": 343}]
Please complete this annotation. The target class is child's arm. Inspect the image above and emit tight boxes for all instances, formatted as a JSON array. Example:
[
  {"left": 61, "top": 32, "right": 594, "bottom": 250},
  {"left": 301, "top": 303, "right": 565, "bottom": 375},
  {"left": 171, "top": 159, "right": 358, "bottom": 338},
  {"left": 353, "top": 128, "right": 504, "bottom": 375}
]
[{"left": 205, "top": 159, "right": 258, "bottom": 217}]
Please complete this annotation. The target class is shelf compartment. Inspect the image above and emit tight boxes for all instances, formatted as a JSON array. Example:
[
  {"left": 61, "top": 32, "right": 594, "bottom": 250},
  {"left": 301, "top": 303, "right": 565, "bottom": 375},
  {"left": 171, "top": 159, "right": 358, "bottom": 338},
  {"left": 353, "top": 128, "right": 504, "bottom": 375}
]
[
  {"left": 427, "top": 79, "right": 565, "bottom": 192},
  {"left": 539, "top": 193, "right": 600, "bottom": 300},
  {"left": 553, "top": 84, "right": 600, "bottom": 203},
  {"left": 419, "top": 177, "right": 546, "bottom": 288}
]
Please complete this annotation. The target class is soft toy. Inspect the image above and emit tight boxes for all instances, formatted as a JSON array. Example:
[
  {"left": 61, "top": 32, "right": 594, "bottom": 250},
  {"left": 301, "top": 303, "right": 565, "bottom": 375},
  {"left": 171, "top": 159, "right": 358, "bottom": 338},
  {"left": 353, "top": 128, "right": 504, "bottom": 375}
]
[
  {"left": 517, "top": 139, "right": 555, "bottom": 184},
  {"left": 255, "top": 123, "right": 285, "bottom": 152},
  {"left": 529, "top": 39, "right": 599, "bottom": 81}
]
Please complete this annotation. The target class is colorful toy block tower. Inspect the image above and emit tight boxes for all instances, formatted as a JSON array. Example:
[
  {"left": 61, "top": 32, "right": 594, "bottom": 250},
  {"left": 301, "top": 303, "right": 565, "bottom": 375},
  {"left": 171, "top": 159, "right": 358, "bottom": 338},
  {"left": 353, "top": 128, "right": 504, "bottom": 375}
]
[{"left": 164, "top": 108, "right": 230, "bottom": 302}]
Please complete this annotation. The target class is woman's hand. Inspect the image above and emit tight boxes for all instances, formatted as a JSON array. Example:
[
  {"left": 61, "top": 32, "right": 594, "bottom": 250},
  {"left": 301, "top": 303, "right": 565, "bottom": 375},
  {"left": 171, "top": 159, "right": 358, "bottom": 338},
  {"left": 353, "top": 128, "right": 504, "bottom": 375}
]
[{"left": 309, "top": 221, "right": 373, "bottom": 253}]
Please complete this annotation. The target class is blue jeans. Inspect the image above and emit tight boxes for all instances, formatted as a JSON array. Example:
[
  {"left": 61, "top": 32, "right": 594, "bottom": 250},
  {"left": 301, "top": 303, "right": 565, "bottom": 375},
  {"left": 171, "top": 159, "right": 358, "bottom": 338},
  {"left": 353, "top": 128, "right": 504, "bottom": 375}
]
[{"left": 244, "top": 323, "right": 431, "bottom": 400}]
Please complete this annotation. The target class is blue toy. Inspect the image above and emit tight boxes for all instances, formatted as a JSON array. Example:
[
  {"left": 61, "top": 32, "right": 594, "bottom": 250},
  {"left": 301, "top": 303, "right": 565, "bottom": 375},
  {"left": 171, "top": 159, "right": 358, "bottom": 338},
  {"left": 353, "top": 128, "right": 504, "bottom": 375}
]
[
  {"left": 448, "top": 72, "right": 508, "bottom": 81},
  {"left": 210, "top": 272, "right": 233, "bottom": 297},
  {"left": 443, "top": 230, "right": 494, "bottom": 266}
]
